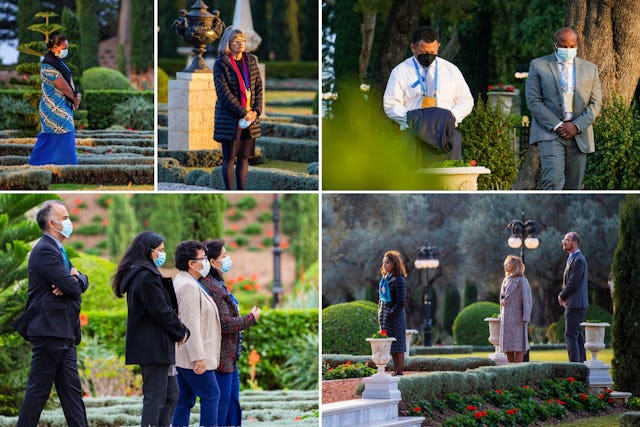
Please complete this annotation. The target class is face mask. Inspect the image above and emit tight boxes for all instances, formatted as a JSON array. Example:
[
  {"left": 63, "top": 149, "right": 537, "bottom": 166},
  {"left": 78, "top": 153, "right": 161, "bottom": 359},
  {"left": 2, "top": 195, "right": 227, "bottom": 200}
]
[
  {"left": 198, "top": 258, "right": 211, "bottom": 277},
  {"left": 555, "top": 46, "right": 577, "bottom": 62},
  {"left": 417, "top": 53, "right": 437, "bottom": 68},
  {"left": 54, "top": 218, "right": 73, "bottom": 238},
  {"left": 58, "top": 49, "right": 69, "bottom": 59},
  {"left": 220, "top": 256, "right": 232, "bottom": 273},
  {"left": 153, "top": 251, "right": 166, "bottom": 268}
]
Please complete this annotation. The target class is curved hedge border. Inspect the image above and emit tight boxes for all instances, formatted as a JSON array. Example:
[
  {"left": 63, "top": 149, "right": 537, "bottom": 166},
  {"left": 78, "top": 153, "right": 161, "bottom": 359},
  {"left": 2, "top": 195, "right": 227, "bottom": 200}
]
[
  {"left": 209, "top": 166, "right": 318, "bottom": 190},
  {"left": 0, "top": 169, "right": 51, "bottom": 190},
  {"left": 323, "top": 355, "right": 495, "bottom": 373},
  {"left": 257, "top": 137, "right": 318, "bottom": 163}
]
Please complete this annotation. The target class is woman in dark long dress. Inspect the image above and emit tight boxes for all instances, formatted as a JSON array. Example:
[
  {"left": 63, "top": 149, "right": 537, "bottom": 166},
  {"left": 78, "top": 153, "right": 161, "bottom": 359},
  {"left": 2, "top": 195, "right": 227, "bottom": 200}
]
[
  {"left": 28, "top": 33, "right": 80, "bottom": 165},
  {"left": 378, "top": 250, "right": 407, "bottom": 375},
  {"left": 213, "top": 26, "right": 263, "bottom": 190}
]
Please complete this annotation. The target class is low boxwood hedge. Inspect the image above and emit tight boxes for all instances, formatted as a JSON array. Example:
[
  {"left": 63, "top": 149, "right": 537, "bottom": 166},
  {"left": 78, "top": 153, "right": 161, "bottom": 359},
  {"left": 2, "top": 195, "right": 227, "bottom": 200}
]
[
  {"left": 209, "top": 166, "right": 318, "bottom": 190},
  {"left": 0, "top": 169, "right": 51, "bottom": 190},
  {"left": 322, "top": 301, "right": 379, "bottom": 355},
  {"left": 257, "top": 137, "right": 318, "bottom": 163}
]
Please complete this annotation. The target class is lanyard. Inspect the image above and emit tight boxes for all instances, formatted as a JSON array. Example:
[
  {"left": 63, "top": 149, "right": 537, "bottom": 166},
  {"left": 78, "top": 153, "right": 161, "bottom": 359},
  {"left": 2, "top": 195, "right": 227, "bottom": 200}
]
[
  {"left": 229, "top": 55, "right": 250, "bottom": 90},
  {"left": 412, "top": 57, "right": 438, "bottom": 96},
  {"left": 559, "top": 61, "right": 576, "bottom": 93}
]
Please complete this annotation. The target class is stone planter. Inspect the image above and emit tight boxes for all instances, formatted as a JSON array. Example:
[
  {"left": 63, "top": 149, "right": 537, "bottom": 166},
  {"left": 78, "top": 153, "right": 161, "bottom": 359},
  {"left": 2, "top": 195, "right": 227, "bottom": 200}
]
[
  {"left": 405, "top": 329, "right": 419, "bottom": 358},
  {"left": 415, "top": 166, "right": 492, "bottom": 190},
  {"left": 484, "top": 317, "right": 508, "bottom": 365},
  {"left": 580, "top": 322, "right": 612, "bottom": 388},
  {"left": 487, "top": 91, "right": 519, "bottom": 116},
  {"left": 366, "top": 337, "right": 396, "bottom": 376}
]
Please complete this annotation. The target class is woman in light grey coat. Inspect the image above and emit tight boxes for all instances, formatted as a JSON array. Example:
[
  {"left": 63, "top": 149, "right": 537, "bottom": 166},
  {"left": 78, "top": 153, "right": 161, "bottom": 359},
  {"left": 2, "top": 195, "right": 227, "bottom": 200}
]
[{"left": 499, "top": 255, "right": 532, "bottom": 363}]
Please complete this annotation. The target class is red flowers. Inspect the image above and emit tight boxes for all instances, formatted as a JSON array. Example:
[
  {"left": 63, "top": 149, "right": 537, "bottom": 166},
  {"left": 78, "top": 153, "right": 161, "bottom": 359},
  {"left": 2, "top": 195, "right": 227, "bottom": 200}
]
[
  {"left": 580, "top": 393, "right": 587, "bottom": 400},
  {"left": 566, "top": 377, "right": 576, "bottom": 383},
  {"left": 608, "top": 397, "right": 615, "bottom": 403},
  {"left": 413, "top": 406, "right": 421, "bottom": 412},
  {"left": 496, "top": 389, "right": 503, "bottom": 395},
  {"left": 505, "top": 408, "right": 519, "bottom": 416},
  {"left": 474, "top": 410, "right": 487, "bottom": 419},
  {"left": 466, "top": 405, "right": 478, "bottom": 411},
  {"left": 470, "top": 159, "right": 477, "bottom": 166},
  {"left": 345, "top": 361, "right": 352, "bottom": 366},
  {"left": 487, "top": 83, "right": 516, "bottom": 93}
]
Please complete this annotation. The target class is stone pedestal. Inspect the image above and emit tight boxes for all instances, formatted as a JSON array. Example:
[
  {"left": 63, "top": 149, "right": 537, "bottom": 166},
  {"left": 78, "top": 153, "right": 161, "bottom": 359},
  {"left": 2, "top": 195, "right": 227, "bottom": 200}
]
[
  {"left": 168, "top": 72, "right": 218, "bottom": 151},
  {"left": 584, "top": 358, "right": 613, "bottom": 389},
  {"left": 405, "top": 329, "right": 418, "bottom": 358},
  {"left": 362, "top": 374, "right": 401, "bottom": 400}
]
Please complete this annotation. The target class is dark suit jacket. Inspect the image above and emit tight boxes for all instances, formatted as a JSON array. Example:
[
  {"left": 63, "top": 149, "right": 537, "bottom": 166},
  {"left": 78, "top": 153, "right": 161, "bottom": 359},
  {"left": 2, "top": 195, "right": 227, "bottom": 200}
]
[
  {"left": 21, "top": 234, "right": 89, "bottom": 344},
  {"left": 119, "top": 264, "right": 188, "bottom": 366},
  {"left": 406, "top": 107, "right": 462, "bottom": 160},
  {"left": 559, "top": 250, "right": 589, "bottom": 309},
  {"left": 525, "top": 53, "right": 602, "bottom": 153}
]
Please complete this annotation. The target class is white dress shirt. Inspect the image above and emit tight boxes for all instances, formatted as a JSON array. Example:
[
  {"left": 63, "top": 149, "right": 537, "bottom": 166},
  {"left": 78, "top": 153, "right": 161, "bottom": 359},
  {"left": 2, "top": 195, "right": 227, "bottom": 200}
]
[
  {"left": 383, "top": 56, "right": 474, "bottom": 130},
  {"left": 554, "top": 53, "right": 577, "bottom": 129}
]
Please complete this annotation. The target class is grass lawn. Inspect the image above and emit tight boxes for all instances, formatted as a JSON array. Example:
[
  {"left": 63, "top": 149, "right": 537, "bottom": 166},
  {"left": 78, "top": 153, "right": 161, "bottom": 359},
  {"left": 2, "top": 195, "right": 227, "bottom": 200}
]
[
  {"left": 187, "top": 159, "right": 310, "bottom": 176},
  {"left": 441, "top": 348, "right": 613, "bottom": 366},
  {"left": 266, "top": 90, "right": 316, "bottom": 101},
  {"left": 50, "top": 184, "right": 154, "bottom": 191},
  {"left": 554, "top": 413, "right": 620, "bottom": 426}
]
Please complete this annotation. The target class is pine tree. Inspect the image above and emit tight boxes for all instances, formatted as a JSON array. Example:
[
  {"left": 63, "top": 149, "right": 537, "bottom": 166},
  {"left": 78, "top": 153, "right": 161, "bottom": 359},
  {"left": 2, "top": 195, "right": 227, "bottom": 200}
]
[
  {"left": 611, "top": 195, "right": 640, "bottom": 395},
  {"left": 0, "top": 194, "right": 54, "bottom": 415},
  {"left": 107, "top": 194, "right": 138, "bottom": 262}
]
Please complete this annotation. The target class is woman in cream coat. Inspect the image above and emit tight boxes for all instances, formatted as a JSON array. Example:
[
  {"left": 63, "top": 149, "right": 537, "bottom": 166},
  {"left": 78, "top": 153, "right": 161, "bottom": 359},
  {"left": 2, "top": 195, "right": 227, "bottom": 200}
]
[
  {"left": 172, "top": 240, "right": 222, "bottom": 427},
  {"left": 499, "top": 255, "right": 532, "bottom": 363}
]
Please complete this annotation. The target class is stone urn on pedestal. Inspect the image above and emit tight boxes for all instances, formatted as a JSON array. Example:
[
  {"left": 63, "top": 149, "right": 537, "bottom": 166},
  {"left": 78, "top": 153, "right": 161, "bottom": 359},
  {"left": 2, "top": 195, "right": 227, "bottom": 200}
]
[
  {"left": 581, "top": 322, "right": 613, "bottom": 390},
  {"left": 484, "top": 317, "right": 508, "bottom": 366},
  {"left": 362, "top": 333, "right": 400, "bottom": 399}
]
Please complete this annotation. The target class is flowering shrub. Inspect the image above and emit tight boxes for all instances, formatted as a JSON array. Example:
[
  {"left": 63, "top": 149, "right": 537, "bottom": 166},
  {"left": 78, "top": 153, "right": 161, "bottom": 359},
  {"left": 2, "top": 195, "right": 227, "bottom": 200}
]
[
  {"left": 487, "top": 83, "right": 516, "bottom": 92},
  {"left": 323, "top": 361, "right": 376, "bottom": 380}
]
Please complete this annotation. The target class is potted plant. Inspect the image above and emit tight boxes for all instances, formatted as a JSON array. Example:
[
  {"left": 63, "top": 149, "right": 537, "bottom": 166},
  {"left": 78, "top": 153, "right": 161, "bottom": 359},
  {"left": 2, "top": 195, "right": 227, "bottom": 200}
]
[
  {"left": 366, "top": 330, "right": 396, "bottom": 376},
  {"left": 484, "top": 314, "right": 508, "bottom": 365},
  {"left": 416, "top": 160, "right": 492, "bottom": 191},
  {"left": 487, "top": 83, "right": 519, "bottom": 116}
]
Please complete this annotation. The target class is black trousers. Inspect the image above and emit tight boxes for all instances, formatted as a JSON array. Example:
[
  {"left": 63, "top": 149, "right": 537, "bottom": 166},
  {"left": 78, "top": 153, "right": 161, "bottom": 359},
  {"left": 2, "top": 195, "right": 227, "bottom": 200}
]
[
  {"left": 140, "top": 364, "right": 179, "bottom": 427},
  {"left": 565, "top": 307, "right": 587, "bottom": 362},
  {"left": 17, "top": 337, "right": 87, "bottom": 427}
]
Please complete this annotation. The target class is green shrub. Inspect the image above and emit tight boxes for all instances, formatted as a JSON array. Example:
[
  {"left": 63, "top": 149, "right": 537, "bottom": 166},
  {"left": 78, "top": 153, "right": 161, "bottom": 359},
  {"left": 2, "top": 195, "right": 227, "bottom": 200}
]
[
  {"left": 234, "top": 235, "right": 249, "bottom": 247},
  {"left": 443, "top": 287, "right": 461, "bottom": 334},
  {"left": 210, "top": 167, "right": 318, "bottom": 190},
  {"left": 80, "top": 67, "right": 132, "bottom": 90},
  {"left": 0, "top": 169, "right": 51, "bottom": 190},
  {"left": 280, "top": 333, "right": 319, "bottom": 389},
  {"left": 158, "top": 163, "right": 186, "bottom": 183},
  {"left": 323, "top": 361, "right": 376, "bottom": 380},
  {"left": 243, "top": 223, "right": 262, "bottom": 235},
  {"left": 257, "top": 137, "right": 318, "bottom": 163},
  {"left": 620, "top": 412, "right": 640, "bottom": 427},
  {"left": 584, "top": 98, "right": 640, "bottom": 189},
  {"left": 307, "top": 162, "right": 318, "bottom": 175},
  {"left": 0, "top": 94, "right": 36, "bottom": 130},
  {"left": 83, "top": 90, "right": 153, "bottom": 129},
  {"left": 74, "top": 224, "right": 106, "bottom": 236},
  {"left": 112, "top": 97, "right": 154, "bottom": 130},
  {"left": 554, "top": 304, "right": 612, "bottom": 345},
  {"left": 260, "top": 122, "right": 318, "bottom": 139},
  {"left": 236, "top": 196, "right": 258, "bottom": 210},
  {"left": 158, "top": 58, "right": 185, "bottom": 78},
  {"left": 184, "top": 169, "right": 209, "bottom": 186},
  {"left": 458, "top": 97, "right": 519, "bottom": 190},
  {"left": 257, "top": 210, "right": 273, "bottom": 223},
  {"left": 322, "top": 301, "right": 378, "bottom": 355},
  {"left": 261, "top": 61, "right": 318, "bottom": 79},
  {"left": 452, "top": 301, "right": 500, "bottom": 346},
  {"left": 158, "top": 149, "right": 223, "bottom": 168},
  {"left": 157, "top": 67, "right": 169, "bottom": 104}
]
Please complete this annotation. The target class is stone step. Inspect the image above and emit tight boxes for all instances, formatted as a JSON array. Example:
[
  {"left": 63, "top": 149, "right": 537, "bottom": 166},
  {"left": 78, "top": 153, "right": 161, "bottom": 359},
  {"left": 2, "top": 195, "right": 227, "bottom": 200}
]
[{"left": 322, "top": 398, "right": 423, "bottom": 427}]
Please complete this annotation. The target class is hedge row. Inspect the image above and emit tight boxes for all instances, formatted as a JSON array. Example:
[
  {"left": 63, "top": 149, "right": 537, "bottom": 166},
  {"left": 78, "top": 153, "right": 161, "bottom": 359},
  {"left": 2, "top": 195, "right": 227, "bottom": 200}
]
[
  {"left": 158, "top": 148, "right": 264, "bottom": 168},
  {"left": 75, "top": 131, "right": 155, "bottom": 139},
  {"left": 0, "top": 165, "right": 152, "bottom": 186},
  {"left": 413, "top": 345, "right": 474, "bottom": 355},
  {"left": 0, "top": 144, "right": 153, "bottom": 157},
  {"left": 0, "top": 155, "right": 152, "bottom": 166},
  {"left": 258, "top": 137, "right": 318, "bottom": 163},
  {"left": 267, "top": 112, "right": 318, "bottom": 126},
  {"left": 209, "top": 166, "right": 318, "bottom": 190},
  {"left": 0, "top": 137, "right": 154, "bottom": 148},
  {"left": 394, "top": 363, "right": 588, "bottom": 403},
  {"left": 323, "top": 355, "right": 494, "bottom": 373},
  {"left": 0, "top": 169, "right": 51, "bottom": 190},
  {"left": 157, "top": 59, "right": 318, "bottom": 79},
  {"left": 260, "top": 122, "right": 318, "bottom": 139}
]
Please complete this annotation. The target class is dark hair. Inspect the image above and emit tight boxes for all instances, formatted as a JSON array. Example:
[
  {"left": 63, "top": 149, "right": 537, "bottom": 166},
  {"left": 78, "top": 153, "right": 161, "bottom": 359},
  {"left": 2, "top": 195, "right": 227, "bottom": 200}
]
[
  {"left": 380, "top": 250, "right": 407, "bottom": 277},
  {"left": 36, "top": 200, "right": 65, "bottom": 231},
  {"left": 47, "top": 33, "right": 67, "bottom": 49},
  {"left": 412, "top": 27, "right": 439, "bottom": 45},
  {"left": 175, "top": 240, "right": 205, "bottom": 272},
  {"left": 112, "top": 231, "right": 164, "bottom": 298},
  {"left": 554, "top": 27, "right": 577, "bottom": 45},
  {"left": 567, "top": 231, "right": 580, "bottom": 245},
  {"left": 204, "top": 239, "right": 225, "bottom": 280}
]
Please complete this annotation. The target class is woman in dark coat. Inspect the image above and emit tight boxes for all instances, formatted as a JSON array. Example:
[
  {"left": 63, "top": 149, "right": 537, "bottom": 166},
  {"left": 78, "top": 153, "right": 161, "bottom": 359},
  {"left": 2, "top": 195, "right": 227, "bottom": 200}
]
[
  {"left": 213, "top": 26, "right": 263, "bottom": 190},
  {"left": 112, "top": 231, "right": 189, "bottom": 427},
  {"left": 378, "top": 250, "right": 407, "bottom": 375},
  {"left": 200, "top": 239, "right": 261, "bottom": 427}
]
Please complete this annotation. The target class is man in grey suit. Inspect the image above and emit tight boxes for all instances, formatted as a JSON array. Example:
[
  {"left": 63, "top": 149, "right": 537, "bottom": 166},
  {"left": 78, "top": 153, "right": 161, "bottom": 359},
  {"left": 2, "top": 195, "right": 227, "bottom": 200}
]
[
  {"left": 558, "top": 232, "right": 588, "bottom": 362},
  {"left": 525, "top": 27, "right": 602, "bottom": 190}
]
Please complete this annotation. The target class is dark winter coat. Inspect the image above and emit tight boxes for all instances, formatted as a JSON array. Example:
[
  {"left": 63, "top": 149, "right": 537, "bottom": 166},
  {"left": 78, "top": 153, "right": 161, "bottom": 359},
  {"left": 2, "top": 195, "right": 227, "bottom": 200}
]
[
  {"left": 200, "top": 274, "right": 256, "bottom": 373},
  {"left": 378, "top": 275, "right": 407, "bottom": 353},
  {"left": 213, "top": 53, "right": 263, "bottom": 142},
  {"left": 119, "top": 264, "right": 189, "bottom": 366}
]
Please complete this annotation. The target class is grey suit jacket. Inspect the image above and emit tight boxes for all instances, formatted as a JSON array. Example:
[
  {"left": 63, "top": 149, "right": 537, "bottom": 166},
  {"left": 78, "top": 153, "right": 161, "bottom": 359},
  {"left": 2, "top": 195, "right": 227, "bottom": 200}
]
[
  {"left": 525, "top": 53, "right": 602, "bottom": 153},
  {"left": 559, "top": 251, "right": 589, "bottom": 309}
]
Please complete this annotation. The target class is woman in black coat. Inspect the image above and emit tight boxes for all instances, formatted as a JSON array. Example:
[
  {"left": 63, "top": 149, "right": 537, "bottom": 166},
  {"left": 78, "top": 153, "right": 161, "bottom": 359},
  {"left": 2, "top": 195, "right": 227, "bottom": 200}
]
[
  {"left": 213, "top": 26, "right": 263, "bottom": 190},
  {"left": 112, "top": 231, "right": 189, "bottom": 427},
  {"left": 378, "top": 250, "right": 407, "bottom": 375}
]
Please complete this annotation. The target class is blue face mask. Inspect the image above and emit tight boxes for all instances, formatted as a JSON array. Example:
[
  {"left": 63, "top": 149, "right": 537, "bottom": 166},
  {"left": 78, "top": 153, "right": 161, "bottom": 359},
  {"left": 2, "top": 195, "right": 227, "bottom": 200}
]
[
  {"left": 220, "top": 256, "right": 232, "bottom": 273},
  {"left": 153, "top": 250, "right": 166, "bottom": 268},
  {"left": 555, "top": 46, "right": 577, "bottom": 62},
  {"left": 54, "top": 218, "right": 73, "bottom": 238}
]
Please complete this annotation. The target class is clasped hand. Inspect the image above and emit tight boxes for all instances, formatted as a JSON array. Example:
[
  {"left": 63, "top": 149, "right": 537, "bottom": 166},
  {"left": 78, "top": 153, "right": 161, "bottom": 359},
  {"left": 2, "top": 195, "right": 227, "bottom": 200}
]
[
  {"left": 556, "top": 122, "right": 578, "bottom": 140},
  {"left": 244, "top": 110, "right": 257, "bottom": 123}
]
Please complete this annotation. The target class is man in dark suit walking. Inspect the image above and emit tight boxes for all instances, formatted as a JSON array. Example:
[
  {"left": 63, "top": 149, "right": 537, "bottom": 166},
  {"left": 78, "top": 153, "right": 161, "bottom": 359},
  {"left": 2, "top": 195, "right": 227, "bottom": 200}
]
[
  {"left": 558, "top": 231, "right": 588, "bottom": 362},
  {"left": 526, "top": 27, "right": 602, "bottom": 190},
  {"left": 15, "top": 200, "right": 89, "bottom": 427}
]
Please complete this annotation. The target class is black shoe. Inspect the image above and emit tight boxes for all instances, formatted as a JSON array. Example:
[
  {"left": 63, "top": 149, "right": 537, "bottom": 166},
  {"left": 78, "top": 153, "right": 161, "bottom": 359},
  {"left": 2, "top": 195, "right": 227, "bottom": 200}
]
[{"left": 392, "top": 371, "right": 404, "bottom": 376}]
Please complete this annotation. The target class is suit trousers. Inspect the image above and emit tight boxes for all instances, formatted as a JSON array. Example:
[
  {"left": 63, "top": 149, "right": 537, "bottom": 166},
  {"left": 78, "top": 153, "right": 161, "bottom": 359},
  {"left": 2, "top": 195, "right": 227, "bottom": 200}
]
[
  {"left": 16, "top": 337, "right": 87, "bottom": 427},
  {"left": 538, "top": 138, "right": 587, "bottom": 190},
  {"left": 215, "top": 367, "right": 242, "bottom": 427},
  {"left": 565, "top": 307, "right": 587, "bottom": 362},
  {"left": 140, "top": 365, "right": 178, "bottom": 427}
]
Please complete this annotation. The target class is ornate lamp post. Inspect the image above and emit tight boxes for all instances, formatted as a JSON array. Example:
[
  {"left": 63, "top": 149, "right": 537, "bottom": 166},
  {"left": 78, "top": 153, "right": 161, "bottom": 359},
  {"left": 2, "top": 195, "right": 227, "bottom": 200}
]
[
  {"left": 506, "top": 212, "right": 541, "bottom": 265},
  {"left": 172, "top": 0, "right": 225, "bottom": 72},
  {"left": 271, "top": 194, "right": 283, "bottom": 308},
  {"left": 414, "top": 241, "right": 440, "bottom": 346}
]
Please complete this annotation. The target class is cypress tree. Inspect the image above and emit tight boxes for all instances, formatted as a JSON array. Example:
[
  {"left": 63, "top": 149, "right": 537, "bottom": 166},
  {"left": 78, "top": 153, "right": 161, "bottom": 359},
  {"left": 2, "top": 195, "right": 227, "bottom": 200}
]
[
  {"left": 76, "top": 0, "right": 99, "bottom": 71},
  {"left": 130, "top": 0, "right": 153, "bottom": 71},
  {"left": 182, "top": 194, "right": 226, "bottom": 242},
  {"left": 282, "top": 194, "right": 319, "bottom": 279},
  {"left": 443, "top": 287, "right": 461, "bottom": 334},
  {"left": 16, "top": 0, "right": 40, "bottom": 64},
  {"left": 611, "top": 195, "right": 640, "bottom": 395},
  {"left": 107, "top": 194, "right": 138, "bottom": 262},
  {"left": 463, "top": 280, "right": 478, "bottom": 306}
]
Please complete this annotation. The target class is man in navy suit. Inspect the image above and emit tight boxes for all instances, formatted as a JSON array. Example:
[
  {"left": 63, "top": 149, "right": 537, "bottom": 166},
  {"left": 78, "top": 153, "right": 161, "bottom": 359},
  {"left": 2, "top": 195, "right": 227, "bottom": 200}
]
[
  {"left": 526, "top": 27, "right": 602, "bottom": 190},
  {"left": 558, "top": 231, "right": 588, "bottom": 362},
  {"left": 15, "top": 200, "right": 89, "bottom": 427}
]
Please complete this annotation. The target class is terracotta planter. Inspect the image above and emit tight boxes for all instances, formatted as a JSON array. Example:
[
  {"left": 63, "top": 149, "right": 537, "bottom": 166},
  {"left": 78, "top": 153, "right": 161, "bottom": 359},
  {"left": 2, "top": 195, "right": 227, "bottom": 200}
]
[
  {"left": 415, "top": 166, "right": 492, "bottom": 190},
  {"left": 581, "top": 322, "right": 610, "bottom": 362},
  {"left": 366, "top": 337, "right": 396, "bottom": 376},
  {"left": 484, "top": 317, "right": 507, "bottom": 365}
]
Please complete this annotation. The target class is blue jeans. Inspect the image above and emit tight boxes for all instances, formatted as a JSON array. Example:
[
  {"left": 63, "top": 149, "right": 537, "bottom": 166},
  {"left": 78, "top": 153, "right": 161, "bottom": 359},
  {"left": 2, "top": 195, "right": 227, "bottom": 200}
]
[
  {"left": 215, "top": 367, "right": 242, "bottom": 426},
  {"left": 172, "top": 367, "right": 220, "bottom": 427}
]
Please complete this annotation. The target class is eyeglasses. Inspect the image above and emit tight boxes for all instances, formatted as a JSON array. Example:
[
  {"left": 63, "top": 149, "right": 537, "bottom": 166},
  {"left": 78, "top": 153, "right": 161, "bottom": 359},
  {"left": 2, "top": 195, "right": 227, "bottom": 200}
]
[{"left": 192, "top": 257, "right": 207, "bottom": 262}]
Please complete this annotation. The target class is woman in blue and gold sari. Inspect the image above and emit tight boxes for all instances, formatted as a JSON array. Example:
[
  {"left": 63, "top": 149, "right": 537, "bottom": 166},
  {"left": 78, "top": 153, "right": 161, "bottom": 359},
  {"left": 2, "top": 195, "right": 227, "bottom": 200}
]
[{"left": 28, "top": 33, "right": 80, "bottom": 165}]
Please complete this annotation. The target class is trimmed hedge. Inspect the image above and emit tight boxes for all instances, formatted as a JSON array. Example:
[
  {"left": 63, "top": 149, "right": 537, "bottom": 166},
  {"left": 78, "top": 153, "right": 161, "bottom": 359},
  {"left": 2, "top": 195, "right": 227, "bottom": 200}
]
[
  {"left": 158, "top": 149, "right": 223, "bottom": 168},
  {"left": 0, "top": 169, "right": 51, "bottom": 190},
  {"left": 209, "top": 166, "right": 318, "bottom": 190},
  {"left": 307, "top": 162, "right": 318, "bottom": 175},
  {"left": 267, "top": 112, "right": 319, "bottom": 126},
  {"left": 157, "top": 59, "right": 318, "bottom": 79},
  {"left": 0, "top": 154, "right": 151, "bottom": 166},
  {"left": 382, "top": 362, "right": 588, "bottom": 402},
  {"left": 157, "top": 163, "right": 186, "bottom": 183},
  {"left": 257, "top": 137, "right": 318, "bottom": 163},
  {"left": 0, "top": 165, "right": 153, "bottom": 185},
  {"left": 83, "top": 90, "right": 153, "bottom": 129},
  {"left": 322, "top": 301, "right": 379, "bottom": 355},
  {"left": 452, "top": 301, "right": 501, "bottom": 346},
  {"left": 80, "top": 67, "right": 133, "bottom": 90},
  {"left": 260, "top": 122, "right": 318, "bottom": 139},
  {"left": 413, "top": 345, "right": 474, "bottom": 355},
  {"left": 620, "top": 412, "right": 640, "bottom": 427},
  {"left": 323, "top": 355, "right": 494, "bottom": 372}
]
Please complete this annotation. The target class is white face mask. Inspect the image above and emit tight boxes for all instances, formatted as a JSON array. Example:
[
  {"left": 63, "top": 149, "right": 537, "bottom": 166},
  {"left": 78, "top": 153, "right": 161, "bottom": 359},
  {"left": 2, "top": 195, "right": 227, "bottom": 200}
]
[
  {"left": 58, "top": 48, "right": 69, "bottom": 59},
  {"left": 198, "top": 258, "right": 211, "bottom": 278},
  {"left": 555, "top": 46, "right": 577, "bottom": 62},
  {"left": 54, "top": 218, "right": 73, "bottom": 238}
]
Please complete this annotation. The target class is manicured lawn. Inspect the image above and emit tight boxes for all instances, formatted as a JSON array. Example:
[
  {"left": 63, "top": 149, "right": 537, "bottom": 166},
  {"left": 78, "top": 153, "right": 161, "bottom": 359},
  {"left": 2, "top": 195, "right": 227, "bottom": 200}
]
[
  {"left": 555, "top": 413, "right": 619, "bottom": 426},
  {"left": 266, "top": 90, "right": 316, "bottom": 101},
  {"left": 50, "top": 184, "right": 154, "bottom": 191},
  {"left": 442, "top": 348, "right": 613, "bottom": 367}
]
